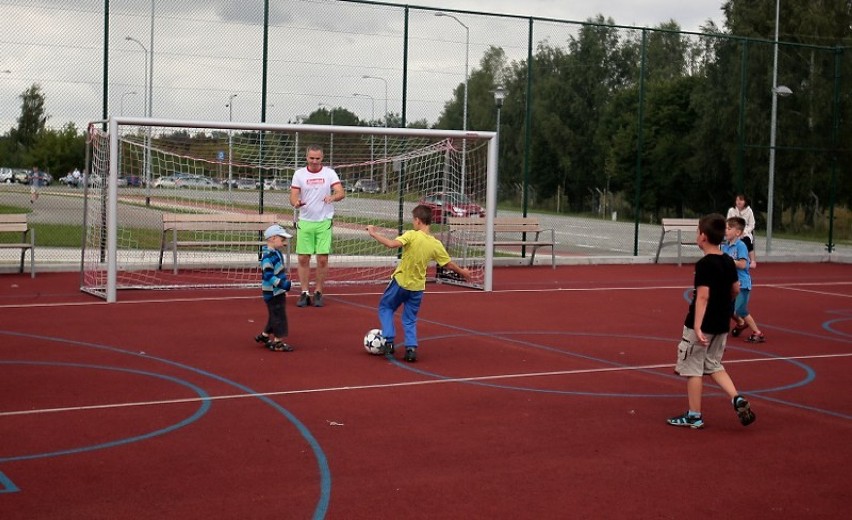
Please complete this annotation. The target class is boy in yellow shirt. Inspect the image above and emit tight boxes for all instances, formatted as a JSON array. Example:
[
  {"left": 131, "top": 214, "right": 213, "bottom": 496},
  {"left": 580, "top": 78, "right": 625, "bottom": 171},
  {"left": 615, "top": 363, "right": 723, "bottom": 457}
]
[{"left": 366, "top": 204, "right": 471, "bottom": 362}]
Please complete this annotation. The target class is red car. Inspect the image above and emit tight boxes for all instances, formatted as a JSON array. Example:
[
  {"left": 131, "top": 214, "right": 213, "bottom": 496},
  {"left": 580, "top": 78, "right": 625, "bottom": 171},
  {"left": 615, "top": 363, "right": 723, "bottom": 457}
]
[{"left": 419, "top": 191, "right": 485, "bottom": 224}]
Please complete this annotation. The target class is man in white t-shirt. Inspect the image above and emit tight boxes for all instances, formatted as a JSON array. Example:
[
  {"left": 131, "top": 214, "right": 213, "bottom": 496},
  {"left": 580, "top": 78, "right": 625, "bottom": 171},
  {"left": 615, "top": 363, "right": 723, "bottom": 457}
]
[{"left": 289, "top": 145, "right": 345, "bottom": 307}]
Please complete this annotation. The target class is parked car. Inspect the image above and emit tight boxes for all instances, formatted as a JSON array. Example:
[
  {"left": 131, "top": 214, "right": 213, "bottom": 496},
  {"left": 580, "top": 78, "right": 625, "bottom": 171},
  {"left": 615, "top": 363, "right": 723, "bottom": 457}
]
[
  {"left": 58, "top": 173, "right": 80, "bottom": 187},
  {"left": 354, "top": 179, "right": 380, "bottom": 193},
  {"left": 263, "top": 178, "right": 288, "bottom": 190},
  {"left": 0, "top": 167, "right": 14, "bottom": 183},
  {"left": 154, "top": 175, "right": 179, "bottom": 188},
  {"left": 123, "top": 175, "right": 143, "bottom": 187},
  {"left": 236, "top": 178, "right": 257, "bottom": 190},
  {"left": 12, "top": 169, "right": 29, "bottom": 184},
  {"left": 175, "top": 176, "right": 221, "bottom": 189},
  {"left": 419, "top": 191, "right": 485, "bottom": 224}
]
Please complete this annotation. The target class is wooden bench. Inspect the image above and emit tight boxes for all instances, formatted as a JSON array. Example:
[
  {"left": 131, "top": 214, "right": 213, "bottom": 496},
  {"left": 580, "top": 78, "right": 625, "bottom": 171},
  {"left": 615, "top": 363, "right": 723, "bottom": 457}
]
[
  {"left": 0, "top": 214, "right": 36, "bottom": 277},
  {"left": 159, "top": 212, "right": 287, "bottom": 273},
  {"left": 655, "top": 218, "right": 699, "bottom": 265},
  {"left": 447, "top": 216, "right": 556, "bottom": 268}
]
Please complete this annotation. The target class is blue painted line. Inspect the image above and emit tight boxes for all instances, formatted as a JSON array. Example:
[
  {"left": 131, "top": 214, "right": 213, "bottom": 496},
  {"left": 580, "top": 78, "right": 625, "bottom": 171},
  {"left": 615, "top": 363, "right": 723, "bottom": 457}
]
[
  {"left": 0, "top": 361, "right": 210, "bottom": 463},
  {"left": 0, "top": 331, "right": 331, "bottom": 520},
  {"left": 0, "top": 470, "right": 20, "bottom": 493},
  {"left": 822, "top": 310, "right": 852, "bottom": 339}
]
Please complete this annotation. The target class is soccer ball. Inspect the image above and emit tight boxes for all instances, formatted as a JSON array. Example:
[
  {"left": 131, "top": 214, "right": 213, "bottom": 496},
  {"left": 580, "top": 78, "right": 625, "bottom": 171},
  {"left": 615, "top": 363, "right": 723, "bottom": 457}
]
[{"left": 364, "top": 329, "right": 386, "bottom": 355}]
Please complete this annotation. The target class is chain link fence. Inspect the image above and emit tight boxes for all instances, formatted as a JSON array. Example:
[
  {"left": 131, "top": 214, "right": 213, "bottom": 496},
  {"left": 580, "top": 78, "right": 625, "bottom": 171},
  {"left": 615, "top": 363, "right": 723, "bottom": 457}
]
[{"left": 1, "top": 0, "right": 850, "bottom": 273}]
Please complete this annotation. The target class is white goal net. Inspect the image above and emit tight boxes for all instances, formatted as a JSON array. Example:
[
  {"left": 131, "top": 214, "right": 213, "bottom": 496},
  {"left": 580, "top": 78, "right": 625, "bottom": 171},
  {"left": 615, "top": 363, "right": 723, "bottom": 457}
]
[{"left": 82, "top": 117, "right": 497, "bottom": 302}]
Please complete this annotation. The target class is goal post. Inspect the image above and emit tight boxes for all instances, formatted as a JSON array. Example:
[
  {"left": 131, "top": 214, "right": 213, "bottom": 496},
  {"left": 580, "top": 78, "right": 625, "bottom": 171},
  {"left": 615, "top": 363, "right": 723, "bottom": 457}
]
[{"left": 83, "top": 117, "right": 498, "bottom": 302}]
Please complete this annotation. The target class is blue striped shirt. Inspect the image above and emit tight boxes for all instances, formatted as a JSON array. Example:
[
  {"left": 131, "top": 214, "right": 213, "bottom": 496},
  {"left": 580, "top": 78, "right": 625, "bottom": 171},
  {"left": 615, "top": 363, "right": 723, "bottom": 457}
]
[{"left": 261, "top": 246, "right": 289, "bottom": 301}]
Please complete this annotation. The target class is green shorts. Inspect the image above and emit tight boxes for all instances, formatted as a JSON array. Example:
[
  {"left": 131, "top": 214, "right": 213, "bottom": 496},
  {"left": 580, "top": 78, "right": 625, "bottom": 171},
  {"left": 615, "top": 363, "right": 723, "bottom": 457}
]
[{"left": 295, "top": 219, "right": 333, "bottom": 255}]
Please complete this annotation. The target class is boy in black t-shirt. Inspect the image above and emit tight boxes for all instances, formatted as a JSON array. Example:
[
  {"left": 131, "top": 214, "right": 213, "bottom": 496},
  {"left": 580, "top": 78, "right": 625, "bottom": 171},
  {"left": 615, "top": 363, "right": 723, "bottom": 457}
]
[{"left": 667, "top": 214, "right": 756, "bottom": 429}]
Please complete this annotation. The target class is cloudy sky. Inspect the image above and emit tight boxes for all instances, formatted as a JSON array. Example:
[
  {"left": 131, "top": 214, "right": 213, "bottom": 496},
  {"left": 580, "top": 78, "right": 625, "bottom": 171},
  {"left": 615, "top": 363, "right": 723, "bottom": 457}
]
[
  {"left": 405, "top": 0, "right": 726, "bottom": 32},
  {"left": 0, "top": 0, "right": 729, "bottom": 133}
]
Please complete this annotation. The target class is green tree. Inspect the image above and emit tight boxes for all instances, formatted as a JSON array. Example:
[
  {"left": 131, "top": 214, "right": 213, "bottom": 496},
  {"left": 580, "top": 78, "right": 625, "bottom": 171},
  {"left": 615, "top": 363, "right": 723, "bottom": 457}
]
[
  {"left": 27, "top": 123, "right": 86, "bottom": 175},
  {"left": 10, "top": 84, "right": 49, "bottom": 149}
]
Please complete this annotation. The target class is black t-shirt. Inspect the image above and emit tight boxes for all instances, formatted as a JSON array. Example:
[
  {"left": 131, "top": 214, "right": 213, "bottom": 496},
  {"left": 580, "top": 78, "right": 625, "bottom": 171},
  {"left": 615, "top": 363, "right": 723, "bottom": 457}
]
[{"left": 684, "top": 253, "right": 738, "bottom": 334}]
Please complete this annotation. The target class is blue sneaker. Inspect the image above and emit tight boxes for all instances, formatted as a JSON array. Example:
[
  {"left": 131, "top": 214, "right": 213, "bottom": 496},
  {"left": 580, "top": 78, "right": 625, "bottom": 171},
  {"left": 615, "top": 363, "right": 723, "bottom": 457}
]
[{"left": 667, "top": 412, "right": 704, "bottom": 429}]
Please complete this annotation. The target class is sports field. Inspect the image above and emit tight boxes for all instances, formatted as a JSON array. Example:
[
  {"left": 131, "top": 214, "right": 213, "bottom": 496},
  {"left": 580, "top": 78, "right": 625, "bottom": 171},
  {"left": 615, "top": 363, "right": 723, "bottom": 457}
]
[{"left": 1, "top": 263, "right": 850, "bottom": 518}]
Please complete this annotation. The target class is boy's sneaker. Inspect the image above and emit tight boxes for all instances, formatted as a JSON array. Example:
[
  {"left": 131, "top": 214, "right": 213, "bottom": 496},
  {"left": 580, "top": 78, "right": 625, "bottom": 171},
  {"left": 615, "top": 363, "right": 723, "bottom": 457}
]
[
  {"left": 296, "top": 292, "right": 311, "bottom": 307},
  {"left": 666, "top": 412, "right": 704, "bottom": 429},
  {"left": 731, "top": 321, "right": 748, "bottom": 337},
  {"left": 313, "top": 291, "right": 324, "bottom": 307},
  {"left": 733, "top": 395, "right": 756, "bottom": 426},
  {"left": 745, "top": 332, "right": 766, "bottom": 343},
  {"left": 404, "top": 348, "right": 417, "bottom": 363},
  {"left": 254, "top": 333, "right": 271, "bottom": 347},
  {"left": 268, "top": 341, "right": 294, "bottom": 352},
  {"left": 380, "top": 341, "right": 395, "bottom": 355}
]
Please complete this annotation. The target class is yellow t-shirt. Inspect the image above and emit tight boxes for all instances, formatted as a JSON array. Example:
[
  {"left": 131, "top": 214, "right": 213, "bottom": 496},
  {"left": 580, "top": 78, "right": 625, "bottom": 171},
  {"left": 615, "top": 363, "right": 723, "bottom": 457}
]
[{"left": 391, "top": 230, "right": 452, "bottom": 291}]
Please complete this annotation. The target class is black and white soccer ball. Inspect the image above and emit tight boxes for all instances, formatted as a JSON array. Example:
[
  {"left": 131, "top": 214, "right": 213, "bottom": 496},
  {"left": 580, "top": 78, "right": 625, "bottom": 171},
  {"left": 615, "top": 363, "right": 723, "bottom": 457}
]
[{"left": 363, "top": 329, "right": 386, "bottom": 355}]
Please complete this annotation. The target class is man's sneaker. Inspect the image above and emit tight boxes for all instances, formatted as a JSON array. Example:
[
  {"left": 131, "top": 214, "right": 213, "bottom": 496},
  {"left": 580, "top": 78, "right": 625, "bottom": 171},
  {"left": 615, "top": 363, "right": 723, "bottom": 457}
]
[
  {"left": 296, "top": 292, "right": 311, "bottom": 307},
  {"left": 666, "top": 412, "right": 704, "bottom": 429},
  {"left": 268, "top": 341, "right": 294, "bottom": 352},
  {"left": 313, "top": 291, "right": 324, "bottom": 307},
  {"left": 380, "top": 341, "right": 395, "bottom": 355},
  {"left": 403, "top": 348, "right": 417, "bottom": 363},
  {"left": 254, "top": 333, "right": 271, "bottom": 347},
  {"left": 733, "top": 395, "right": 756, "bottom": 426},
  {"left": 731, "top": 321, "right": 748, "bottom": 337},
  {"left": 745, "top": 332, "right": 766, "bottom": 343}
]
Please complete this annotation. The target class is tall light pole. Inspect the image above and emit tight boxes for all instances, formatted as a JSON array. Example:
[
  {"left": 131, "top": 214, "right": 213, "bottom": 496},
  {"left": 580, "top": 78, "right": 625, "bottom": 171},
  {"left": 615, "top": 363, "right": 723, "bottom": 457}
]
[
  {"left": 318, "top": 102, "right": 334, "bottom": 166},
  {"left": 766, "top": 0, "right": 790, "bottom": 255},
  {"left": 435, "top": 12, "right": 469, "bottom": 195},
  {"left": 353, "top": 93, "right": 375, "bottom": 180},
  {"left": 120, "top": 91, "right": 137, "bottom": 116},
  {"left": 124, "top": 37, "right": 148, "bottom": 118},
  {"left": 294, "top": 114, "right": 308, "bottom": 172},
  {"left": 226, "top": 94, "right": 237, "bottom": 192},
  {"left": 493, "top": 85, "right": 506, "bottom": 219},
  {"left": 362, "top": 75, "right": 389, "bottom": 190},
  {"left": 126, "top": 20, "right": 154, "bottom": 204}
]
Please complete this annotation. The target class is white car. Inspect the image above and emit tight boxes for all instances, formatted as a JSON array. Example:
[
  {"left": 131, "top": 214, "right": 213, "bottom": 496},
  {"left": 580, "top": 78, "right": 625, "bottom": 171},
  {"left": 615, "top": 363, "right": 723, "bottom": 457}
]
[
  {"left": 0, "top": 167, "right": 14, "bottom": 183},
  {"left": 235, "top": 178, "right": 257, "bottom": 190},
  {"left": 263, "top": 178, "right": 288, "bottom": 190},
  {"left": 175, "top": 176, "right": 221, "bottom": 189},
  {"left": 154, "top": 175, "right": 179, "bottom": 188}
]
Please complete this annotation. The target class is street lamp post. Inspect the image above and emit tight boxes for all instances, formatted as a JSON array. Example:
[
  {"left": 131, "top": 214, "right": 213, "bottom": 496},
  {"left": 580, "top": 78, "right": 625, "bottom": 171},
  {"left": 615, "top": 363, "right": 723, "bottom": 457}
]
[
  {"left": 318, "top": 102, "right": 334, "bottom": 166},
  {"left": 362, "top": 75, "right": 389, "bottom": 190},
  {"left": 353, "top": 93, "right": 376, "bottom": 180},
  {"left": 294, "top": 114, "right": 307, "bottom": 172},
  {"left": 226, "top": 94, "right": 237, "bottom": 194},
  {"left": 766, "top": 0, "right": 790, "bottom": 255},
  {"left": 126, "top": 31, "right": 153, "bottom": 204},
  {"left": 124, "top": 37, "right": 148, "bottom": 118},
  {"left": 493, "top": 85, "right": 506, "bottom": 219},
  {"left": 435, "top": 12, "right": 469, "bottom": 195},
  {"left": 120, "top": 91, "right": 137, "bottom": 116}
]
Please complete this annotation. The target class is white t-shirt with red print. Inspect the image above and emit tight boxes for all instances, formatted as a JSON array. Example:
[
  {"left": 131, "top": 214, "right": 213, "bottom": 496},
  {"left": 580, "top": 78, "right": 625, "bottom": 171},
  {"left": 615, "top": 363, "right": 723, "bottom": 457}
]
[{"left": 290, "top": 166, "right": 341, "bottom": 222}]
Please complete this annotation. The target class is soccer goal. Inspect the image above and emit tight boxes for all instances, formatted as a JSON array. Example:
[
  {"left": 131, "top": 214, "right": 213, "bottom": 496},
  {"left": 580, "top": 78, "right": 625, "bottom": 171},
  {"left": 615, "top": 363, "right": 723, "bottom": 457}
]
[{"left": 82, "top": 117, "right": 498, "bottom": 302}]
